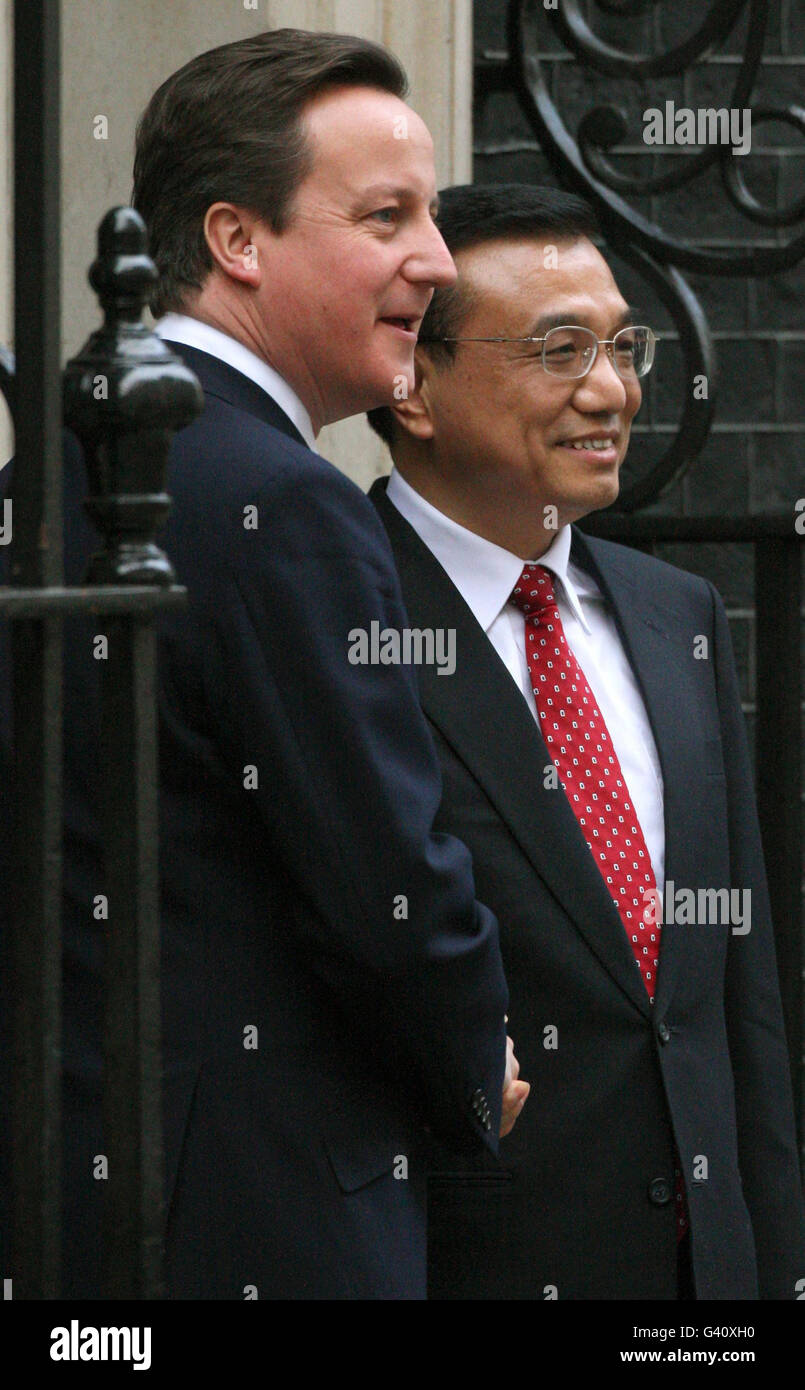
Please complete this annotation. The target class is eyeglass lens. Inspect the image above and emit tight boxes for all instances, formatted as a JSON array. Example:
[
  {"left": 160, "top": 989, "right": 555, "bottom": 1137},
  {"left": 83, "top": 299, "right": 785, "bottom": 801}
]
[{"left": 542, "top": 326, "right": 655, "bottom": 379}]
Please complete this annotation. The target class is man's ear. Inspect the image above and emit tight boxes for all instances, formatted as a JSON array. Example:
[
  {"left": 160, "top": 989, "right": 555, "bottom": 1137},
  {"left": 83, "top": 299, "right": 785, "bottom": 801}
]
[
  {"left": 203, "top": 203, "right": 262, "bottom": 289},
  {"left": 390, "top": 349, "right": 437, "bottom": 441}
]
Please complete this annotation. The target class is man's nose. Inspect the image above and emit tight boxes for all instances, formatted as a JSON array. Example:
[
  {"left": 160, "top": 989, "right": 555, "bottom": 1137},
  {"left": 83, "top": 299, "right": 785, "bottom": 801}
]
[
  {"left": 573, "top": 347, "right": 629, "bottom": 412},
  {"left": 405, "top": 217, "right": 457, "bottom": 288}
]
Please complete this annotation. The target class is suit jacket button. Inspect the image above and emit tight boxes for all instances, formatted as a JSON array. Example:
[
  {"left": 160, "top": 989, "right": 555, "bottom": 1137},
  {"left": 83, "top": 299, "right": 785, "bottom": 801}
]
[
  {"left": 657, "top": 1022, "right": 671, "bottom": 1044},
  {"left": 648, "top": 1177, "right": 672, "bottom": 1205}
]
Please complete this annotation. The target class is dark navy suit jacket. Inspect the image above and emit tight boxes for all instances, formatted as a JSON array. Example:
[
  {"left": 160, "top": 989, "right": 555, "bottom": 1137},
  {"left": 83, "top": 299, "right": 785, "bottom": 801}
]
[
  {"left": 0, "top": 343, "right": 508, "bottom": 1299},
  {"left": 372, "top": 476, "right": 805, "bottom": 1300}
]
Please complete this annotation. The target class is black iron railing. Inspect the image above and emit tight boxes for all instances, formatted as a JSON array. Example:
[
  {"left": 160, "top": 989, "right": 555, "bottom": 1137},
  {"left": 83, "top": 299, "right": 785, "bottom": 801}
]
[{"left": 1, "top": 2, "right": 202, "bottom": 1299}]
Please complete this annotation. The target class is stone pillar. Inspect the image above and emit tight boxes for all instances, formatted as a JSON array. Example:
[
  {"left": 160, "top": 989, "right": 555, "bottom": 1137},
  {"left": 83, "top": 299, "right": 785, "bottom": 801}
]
[{"left": 0, "top": 0, "right": 472, "bottom": 485}]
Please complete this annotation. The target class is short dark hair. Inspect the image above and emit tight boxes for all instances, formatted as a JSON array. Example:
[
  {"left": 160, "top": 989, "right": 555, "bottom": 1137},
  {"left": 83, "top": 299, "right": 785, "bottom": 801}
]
[
  {"left": 132, "top": 29, "right": 408, "bottom": 317},
  {"left": 367, "top": 182, "right": 598, "bottom": 448}
]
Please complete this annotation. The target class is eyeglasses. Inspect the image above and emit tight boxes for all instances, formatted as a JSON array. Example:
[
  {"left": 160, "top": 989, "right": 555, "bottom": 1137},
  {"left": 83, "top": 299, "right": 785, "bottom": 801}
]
[{"left": 419, "top": 324, "right": 658, "bottom": 380}]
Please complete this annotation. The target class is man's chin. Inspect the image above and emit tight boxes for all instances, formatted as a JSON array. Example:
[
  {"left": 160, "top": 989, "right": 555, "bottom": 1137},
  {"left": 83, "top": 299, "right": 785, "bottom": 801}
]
[
  {"left": 568, "top": 473, "right": 620, "bottom": 524},
  {"left": 593, "top": 472, "right": 620, "bottom": 509}
]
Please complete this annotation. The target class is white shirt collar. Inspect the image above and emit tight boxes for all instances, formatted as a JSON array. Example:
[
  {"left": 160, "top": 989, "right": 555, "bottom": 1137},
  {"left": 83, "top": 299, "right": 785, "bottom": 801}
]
[
  {"left": 154, "top": 312, "right": 316, "bottom": 451},
  {"left": 386, "top": 467, "right": 592, "bottom": 634}
]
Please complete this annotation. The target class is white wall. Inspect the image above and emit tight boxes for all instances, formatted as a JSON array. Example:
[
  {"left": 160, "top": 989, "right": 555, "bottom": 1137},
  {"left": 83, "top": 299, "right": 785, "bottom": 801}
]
[{"left": 0, "top": 0, "right": 472, "bottom": 484}]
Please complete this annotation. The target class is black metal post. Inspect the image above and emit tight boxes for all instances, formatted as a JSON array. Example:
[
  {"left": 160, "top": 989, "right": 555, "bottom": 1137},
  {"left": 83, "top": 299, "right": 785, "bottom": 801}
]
[
  {"left": 3, "top": 191, "right": 200, "bottom": 1302},
  {"left": 100, "top": 618, "right": 165, "bottom": 1299},
  {"left": 9, "top": 0, "right": 63, "bottom": 1301},
  {"left": 63, "top": 207, "right": 202, "bottom": 1297}
]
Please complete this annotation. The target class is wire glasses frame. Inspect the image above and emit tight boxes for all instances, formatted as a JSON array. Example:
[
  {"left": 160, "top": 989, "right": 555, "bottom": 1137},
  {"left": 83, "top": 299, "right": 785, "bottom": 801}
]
[{"left": 419, "top": 324, "right": 659, "bottom": 380}]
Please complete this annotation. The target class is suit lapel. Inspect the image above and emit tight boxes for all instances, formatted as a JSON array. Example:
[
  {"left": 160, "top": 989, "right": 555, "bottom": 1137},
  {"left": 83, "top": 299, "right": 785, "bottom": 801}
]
[
  {"left": 161, "top": 339, "right": 309, "bottom": 447},
  {"left": 371, "top": 480, "right": 653, "bottom": 1019},
  {"left": 570, "top": 530, "right": 703, "bottom": 1014}
]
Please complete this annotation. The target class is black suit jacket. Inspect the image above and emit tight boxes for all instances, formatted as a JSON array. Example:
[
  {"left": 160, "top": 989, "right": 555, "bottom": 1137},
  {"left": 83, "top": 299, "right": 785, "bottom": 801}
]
[
  {"left": 371, "top": 475, "right": 805, "bottom": 1300},
  {"left": 0, "top": 344, "right": 509, "bottom": 1300}
]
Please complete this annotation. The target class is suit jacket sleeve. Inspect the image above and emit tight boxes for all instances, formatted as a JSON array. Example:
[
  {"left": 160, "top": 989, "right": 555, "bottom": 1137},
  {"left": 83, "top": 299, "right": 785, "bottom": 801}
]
[
  {"left": 194, "top": 439, "right": 508, "bottom": 1154},
  {"left": 712, "top": 580, "right": 805, "bottom": 1297}
]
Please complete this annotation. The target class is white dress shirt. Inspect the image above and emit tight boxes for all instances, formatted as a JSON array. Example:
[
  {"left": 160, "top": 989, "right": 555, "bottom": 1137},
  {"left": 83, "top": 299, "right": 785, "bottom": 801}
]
[
  {"left": 386, "top": 467, "right": 666, "bottom": 892},
  {"left": 154, "top": 312, "right": 317, "bottom": 452}
]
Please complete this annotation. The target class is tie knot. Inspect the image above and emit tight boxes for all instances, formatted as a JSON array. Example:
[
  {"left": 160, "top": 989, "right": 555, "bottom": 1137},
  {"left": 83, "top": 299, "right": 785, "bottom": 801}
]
[{"left": 509, "top": 564, "right": 557, "bottom": 619}]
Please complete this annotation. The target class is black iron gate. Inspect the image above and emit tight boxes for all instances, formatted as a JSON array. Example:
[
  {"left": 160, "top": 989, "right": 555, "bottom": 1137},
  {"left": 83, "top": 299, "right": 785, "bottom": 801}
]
[{"left": 0, "top": 2, "right": 202, "bottom": 1299}]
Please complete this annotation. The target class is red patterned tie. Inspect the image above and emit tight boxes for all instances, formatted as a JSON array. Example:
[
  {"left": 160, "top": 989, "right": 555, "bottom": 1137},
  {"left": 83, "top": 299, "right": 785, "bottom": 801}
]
[{"left": 509, "top": 563, "right": 688, "bottom": 1239}]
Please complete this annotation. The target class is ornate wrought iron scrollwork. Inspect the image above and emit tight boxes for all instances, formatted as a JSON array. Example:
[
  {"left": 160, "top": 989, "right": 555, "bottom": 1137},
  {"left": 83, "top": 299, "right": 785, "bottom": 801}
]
[
  {"left": 603, "top": 241, "right": 716, "bottom": 512},
  {"left": 548, "top": 0, "right": 748, "bottom": 82},
  {"left": 498, "top": 0, "right": 805, "bottom": 510}
]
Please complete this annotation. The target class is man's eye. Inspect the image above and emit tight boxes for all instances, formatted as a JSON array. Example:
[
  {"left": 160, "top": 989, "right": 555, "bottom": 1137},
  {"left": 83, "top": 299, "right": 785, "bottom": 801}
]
[{"left": 371, "top": 207, "right": 398, "bottom": 224}]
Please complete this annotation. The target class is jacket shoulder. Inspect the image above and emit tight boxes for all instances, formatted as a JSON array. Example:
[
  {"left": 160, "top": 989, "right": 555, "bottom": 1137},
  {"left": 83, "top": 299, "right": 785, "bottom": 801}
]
[
  {"left": 576, "top": 529, "right": 719, "bottom": 611},
  {"left": 166, "top": 396, "right": 398, "bottom": 580}
]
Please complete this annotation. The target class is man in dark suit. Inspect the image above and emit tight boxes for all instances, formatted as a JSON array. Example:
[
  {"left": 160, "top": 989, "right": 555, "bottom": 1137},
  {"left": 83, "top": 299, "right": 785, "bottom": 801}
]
[
  {"left": 367, "top": 182, "right": 805, "bottom": 1300},
  {"left": 0, "top": 32, "right": 527, "bottom": 1300}
]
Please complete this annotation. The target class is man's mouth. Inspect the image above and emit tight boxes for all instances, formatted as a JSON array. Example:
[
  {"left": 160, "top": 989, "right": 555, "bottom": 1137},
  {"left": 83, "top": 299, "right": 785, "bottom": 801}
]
[
  {"left": 379, "top": 315, "right": 418, "bottom": 338},
  {"left": 556, "top": 435, "right": 619, "bottom": 462}
]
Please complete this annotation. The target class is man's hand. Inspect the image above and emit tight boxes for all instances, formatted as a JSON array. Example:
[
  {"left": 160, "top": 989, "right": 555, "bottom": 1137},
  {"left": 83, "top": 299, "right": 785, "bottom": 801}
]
[{"left": 500, "top": 1034, "right": 529, "bottom": 1138}]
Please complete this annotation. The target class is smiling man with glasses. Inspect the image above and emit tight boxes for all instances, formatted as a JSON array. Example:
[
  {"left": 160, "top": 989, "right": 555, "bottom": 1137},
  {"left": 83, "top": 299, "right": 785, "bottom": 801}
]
[
  {"left": 367, "top": 182, "right": 805, "bottom": 1301},
  {"left": 434, "top": 320, "right": 657, "bottom": 378}
]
